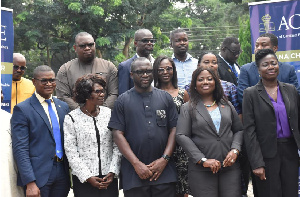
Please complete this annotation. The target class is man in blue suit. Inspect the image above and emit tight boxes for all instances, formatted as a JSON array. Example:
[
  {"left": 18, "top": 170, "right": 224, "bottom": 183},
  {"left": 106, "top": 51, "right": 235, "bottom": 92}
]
[
  {"left": 118, "top": 29, "right": 155, "bottom": 95},
  {"left": 237, "top": 33, "right": 300, "bottom": 106},
  {"left": 11, "top": 65, "right": 70, "bottom": 197}
]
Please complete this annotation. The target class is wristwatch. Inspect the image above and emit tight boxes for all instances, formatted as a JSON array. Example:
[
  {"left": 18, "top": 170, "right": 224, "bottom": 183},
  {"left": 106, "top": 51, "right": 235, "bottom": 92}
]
[
  {"left": 201, "top": 158, "right": 207, "bottom": 166},
  {"left": 232, "top": 149, "right": 239, "bottom": 155},
  {"left": 162, "top": 154, "right": 170, "bottom": 161}
]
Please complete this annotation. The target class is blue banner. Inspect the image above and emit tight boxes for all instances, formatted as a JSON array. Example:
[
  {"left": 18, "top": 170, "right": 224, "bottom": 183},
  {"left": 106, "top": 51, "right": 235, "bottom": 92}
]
[
  {"left": 1, "top": 8, "right": 14, "bottom": 112},
  {"left": 249, "top": 0, "right": 300, "bottom": 81}
]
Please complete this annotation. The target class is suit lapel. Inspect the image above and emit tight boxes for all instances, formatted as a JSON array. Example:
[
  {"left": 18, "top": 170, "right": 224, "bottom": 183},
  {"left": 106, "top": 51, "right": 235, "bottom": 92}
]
[
  {"left": 30, "top": 94, "right": 54, "bottom": 139},
  {"left": 256, "top": 80, "right": 274, "bottom": 109},
  {"left": 251, "top": 63, "right": 260, "bottom": 83},
  {"left": 195, "top": 100, "right": 219, "bottom": 135},
  {"left": 279, "top": 82, "right": 290, "bottom": 117}
]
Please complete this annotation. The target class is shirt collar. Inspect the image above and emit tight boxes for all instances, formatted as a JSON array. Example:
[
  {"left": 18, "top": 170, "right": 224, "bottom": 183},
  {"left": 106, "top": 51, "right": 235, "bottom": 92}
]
[
  {"left": 135, "top": 53, "right": 155, "bottom": 64},
  {"left": 172, "top": 53, "right": 193, "bottom": 62},
  {"left": 219, "top": 54, "right": 235, "bottom": 67},
  {"left": 35, "top": 91, "right": 53, "bottom": 104}
]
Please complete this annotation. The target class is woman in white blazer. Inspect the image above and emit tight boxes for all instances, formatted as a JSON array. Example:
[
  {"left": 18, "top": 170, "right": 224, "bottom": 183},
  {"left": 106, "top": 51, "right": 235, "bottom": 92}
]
[{"left": 64, "top": 74, "right": 121, "bottom": 197}]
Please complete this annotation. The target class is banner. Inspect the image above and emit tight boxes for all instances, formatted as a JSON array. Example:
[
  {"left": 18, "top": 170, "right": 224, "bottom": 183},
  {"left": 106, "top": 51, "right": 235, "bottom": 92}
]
[
  {"left": 249, "top": 0, "right": 300, "bottom": 80},
  {"left": 1, "top": 8, "right": 14, "bottom": 113}
]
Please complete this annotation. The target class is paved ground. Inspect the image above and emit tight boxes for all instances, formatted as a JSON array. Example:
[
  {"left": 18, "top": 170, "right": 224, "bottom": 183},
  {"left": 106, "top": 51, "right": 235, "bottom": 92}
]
[{"left": 68, "top": 180, "right": 254, "bottom": 197}]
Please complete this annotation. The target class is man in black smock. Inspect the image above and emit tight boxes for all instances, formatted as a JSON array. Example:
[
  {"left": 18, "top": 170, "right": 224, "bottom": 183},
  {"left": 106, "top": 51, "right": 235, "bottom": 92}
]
[{"left": 108, "top": 57, "right": 178, "bottom": 197}]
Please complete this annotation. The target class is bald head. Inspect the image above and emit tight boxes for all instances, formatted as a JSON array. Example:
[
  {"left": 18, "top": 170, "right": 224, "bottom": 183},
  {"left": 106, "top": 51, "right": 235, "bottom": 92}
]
[{"left": 13, "top": 53, "right": 27, "bottom": 81}]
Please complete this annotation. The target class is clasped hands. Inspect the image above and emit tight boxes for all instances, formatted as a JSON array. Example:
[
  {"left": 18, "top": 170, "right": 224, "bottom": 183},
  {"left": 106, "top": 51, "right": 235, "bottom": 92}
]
[
  {"left": 201, "top": 150, "right": 238, "bottom": 174},
  {"left": 87, "top": 172, "right": 114, "bottom": 190},
  {"left": 133, "top": 158, "right": 168, "bottom": 181}
]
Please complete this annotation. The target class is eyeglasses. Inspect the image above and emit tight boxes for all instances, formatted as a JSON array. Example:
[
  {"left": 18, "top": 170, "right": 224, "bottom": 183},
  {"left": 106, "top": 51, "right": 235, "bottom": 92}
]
[
  {"left": 34, "top": 78, "right": 56, "bottom": 85},
  {"left": 93, "top": 89, "right": 106, "bottom": 95},
  {"left": 132, "top": 69, "right": 153, "bottom": 76},
  {"left": 136, "top": 39, "right": 156, "bottom": 44},
  {"left": 157, "top": 67, "right": 173, "bottom": 74},
  {"left": 76, "top": 42, "right": 95, "bottom": 49},
  {"left": 13, "top": 65, "right": 27, "bottom": 71},
  {"left": 225, "top": 47, "right": 242, "bottom": 56}
]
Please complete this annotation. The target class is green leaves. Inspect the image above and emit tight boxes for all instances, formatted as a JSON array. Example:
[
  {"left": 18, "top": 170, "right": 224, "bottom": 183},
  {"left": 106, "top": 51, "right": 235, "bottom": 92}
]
[
  {"left": 96, "top": 37, "right": 111, "bottom": 46},
  {"left": 68, "top": 2, "right": 81, "bottom": 13},
  {"left": 89, "top": 6, "right": 104, "bottom": 16}
]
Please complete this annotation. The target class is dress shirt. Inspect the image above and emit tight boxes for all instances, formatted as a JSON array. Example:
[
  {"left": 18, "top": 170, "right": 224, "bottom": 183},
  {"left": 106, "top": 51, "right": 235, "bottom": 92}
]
[
  {"left": 268, "top": 87, "right": 291, "bottom": 138},
  {"left": 35, "top": 92, "right": 60, "bottom": 126},
  {"left": 218, "top": 54, "right": 240, "bottom": 75},
  {"left": 172, "top": 53, "right": 198, "bottom": 88}
]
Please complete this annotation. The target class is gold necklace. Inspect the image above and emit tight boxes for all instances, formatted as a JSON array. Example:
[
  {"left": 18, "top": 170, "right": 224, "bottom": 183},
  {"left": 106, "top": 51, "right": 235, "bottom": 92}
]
[
  {"left": 265, "top": 87, "right": 278, "bottom": 95},
  {"left": 203, "top": 100, "right": 216, "bottom": 107}
]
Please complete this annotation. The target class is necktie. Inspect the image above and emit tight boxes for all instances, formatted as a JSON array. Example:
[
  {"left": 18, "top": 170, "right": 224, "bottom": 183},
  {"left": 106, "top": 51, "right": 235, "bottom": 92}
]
[
  {"left": 45, "top": 99, "right": 63, "bottom": 159},
  {"left": 231, "top": 64, "right": 238, "bottom": 78}
]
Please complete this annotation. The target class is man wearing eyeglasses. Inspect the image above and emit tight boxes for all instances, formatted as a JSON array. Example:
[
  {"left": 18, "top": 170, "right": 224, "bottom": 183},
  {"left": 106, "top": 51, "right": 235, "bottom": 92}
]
[
  {"left": 11, "top": 65, "right": 70, "bottom": 197},
  {"left": 56, "top": 32, "right": 118, "bottom": 110},
  {"left": 109, "top": 57, "right": 178, "bottom": 197},
  {"left": 170, "top": 29, "right": 198, "bottom": 89},
  {"left": 11, "top": 53, "right": 35, "bottom": 113},
  {"left": 118, "top": 29, "right": 155, "bottom": 95},
  {"left": 217, "top": 37, "right": 242, "bottom": 86}
]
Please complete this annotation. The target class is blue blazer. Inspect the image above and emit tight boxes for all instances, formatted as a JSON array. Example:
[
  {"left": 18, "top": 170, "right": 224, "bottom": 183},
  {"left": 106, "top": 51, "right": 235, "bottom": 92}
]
[
  {"left": 11, "top": 94, "right": 70, "bottom": 188},
  {"left": 237, "top": 61, "right": 300, "bottom": 106},
  {"left": 118, "top": 55, "right": 137, "bottom": 96}
]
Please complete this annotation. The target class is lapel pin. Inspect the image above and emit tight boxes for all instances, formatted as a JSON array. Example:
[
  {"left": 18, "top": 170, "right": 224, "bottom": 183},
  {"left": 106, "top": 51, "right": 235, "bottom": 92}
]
[
  {"left": 228, "top": 69, "right": 232, "bottom": 72},
  {"left": 58, "top": 105, "right": 61, "bottom": 108},
  {"left": 221, "top": 105, "right": 225, "bottom": 108}
]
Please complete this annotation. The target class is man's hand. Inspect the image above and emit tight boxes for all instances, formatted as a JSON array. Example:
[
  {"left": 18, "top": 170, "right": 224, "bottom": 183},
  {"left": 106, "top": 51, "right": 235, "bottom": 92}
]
[
  {"left": 26, "top": 182, "right": 40, "bottom": 197},
  {"left": 202, "top": 159, "right": 221, "bottom": 174},
  {"left": 253, "top": 167, "right": 266, "bottom": 180},
  {"left": 133, "top": 161, "right": 153, "bottom": 180},
  {"left": 147, "top": 158, "right": 168, "bottom": 181}
]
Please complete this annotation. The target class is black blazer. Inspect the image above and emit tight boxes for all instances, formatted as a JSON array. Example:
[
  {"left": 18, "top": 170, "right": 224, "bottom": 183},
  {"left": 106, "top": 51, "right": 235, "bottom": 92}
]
[
  {"left": 243, "top": 80, "right": 300, "bottom": 170},
  {"left": 217, "top": 55, "right": 240, "bottom": 86}
]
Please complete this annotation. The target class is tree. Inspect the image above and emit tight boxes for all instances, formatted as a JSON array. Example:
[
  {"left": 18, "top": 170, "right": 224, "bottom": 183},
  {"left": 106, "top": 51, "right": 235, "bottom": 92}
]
[{"left": 238, "top": 17, "right": 252, "bottom": 66}]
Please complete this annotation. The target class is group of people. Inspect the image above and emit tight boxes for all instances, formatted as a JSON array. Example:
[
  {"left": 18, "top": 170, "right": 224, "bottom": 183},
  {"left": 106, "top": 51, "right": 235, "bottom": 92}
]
[{"left": 1, "top": 28, "right": 300, "bottom": 197}]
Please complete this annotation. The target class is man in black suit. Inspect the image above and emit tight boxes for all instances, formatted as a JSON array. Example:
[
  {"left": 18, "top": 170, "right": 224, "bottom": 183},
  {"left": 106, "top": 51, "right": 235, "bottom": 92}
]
[
  {"left": 217, "top": 37, "right": 242, "bottom": 85},
  {"left": 118, "top": 29, "right": 155, "bottom": 95}
]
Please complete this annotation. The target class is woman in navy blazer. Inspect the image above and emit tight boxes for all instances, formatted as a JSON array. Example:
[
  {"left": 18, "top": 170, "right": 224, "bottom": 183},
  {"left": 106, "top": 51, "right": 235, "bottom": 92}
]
[
  {"left": 243, "top": 49, "right": 300, "bottom": 197},
  {"left": 176, "top": 67, "right": 243, "bottom": 197}
]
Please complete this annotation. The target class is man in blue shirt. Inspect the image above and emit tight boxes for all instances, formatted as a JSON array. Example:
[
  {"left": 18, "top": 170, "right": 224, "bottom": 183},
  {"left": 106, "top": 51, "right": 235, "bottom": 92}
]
[
  {"left": 109, "top": 57, "right": 178, "bottom": 197},
  {"left": 118, "top": 29, "right": 155, "bottom": 95},
  {"left": 170, "top": 29, "right": 197, "bottom": 89}
]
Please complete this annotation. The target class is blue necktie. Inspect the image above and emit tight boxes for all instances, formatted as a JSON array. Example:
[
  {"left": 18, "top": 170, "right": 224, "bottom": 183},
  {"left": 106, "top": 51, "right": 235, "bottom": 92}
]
[
  {"left": 231, "top": 64, "right": 238, "bottom": 78},
  {"left": 45, "top": 99, "right": 63, "bottom": 159}
]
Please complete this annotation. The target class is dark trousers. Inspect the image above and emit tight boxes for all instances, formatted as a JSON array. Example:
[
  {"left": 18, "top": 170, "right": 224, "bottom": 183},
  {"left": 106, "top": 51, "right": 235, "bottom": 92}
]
[
  {"left": 72, "top": 174, "right": 118, "bottom": 197},
  {"left": 124, "top": 183, "right": 176, "bottom": 197},
  {"left": 38, "top": 161, "right": 70, "bottom": 197},
  {"left": 255, "top": 138, "right": 298, "bottom": 197},
  {"left": 189, "top": 166, "right": 241, "bottom": 197}
]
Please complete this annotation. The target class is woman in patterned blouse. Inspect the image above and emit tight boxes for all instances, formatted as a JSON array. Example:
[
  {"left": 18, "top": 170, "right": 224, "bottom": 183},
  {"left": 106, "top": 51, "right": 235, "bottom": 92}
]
[
  {"left": 64, "top": 74, "right": 121, "bottom": 197},
  {"left": 153, "top": 55, "right": 189, "bottom": 197}
]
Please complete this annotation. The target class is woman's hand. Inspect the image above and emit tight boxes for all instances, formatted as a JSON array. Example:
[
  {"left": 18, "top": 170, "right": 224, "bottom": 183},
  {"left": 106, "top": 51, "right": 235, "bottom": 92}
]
[
  {"left": 101, "top": 173, "right": 115, "bottom": 189},
  {"left": 223, "top": 150, "right": 238, "bottom": 167},
  {"left": 253, "top": 167, "right": 266, "bottom": 180},
  {"left": 87, "top": 176, "right": 105, "bottom": 189},
  {"left": 202, "top": 159, "right": 221, "bottom": 174}
]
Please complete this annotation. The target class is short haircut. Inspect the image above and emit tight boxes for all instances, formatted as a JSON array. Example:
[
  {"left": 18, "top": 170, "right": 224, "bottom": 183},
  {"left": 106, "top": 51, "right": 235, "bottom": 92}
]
[
  {"left": 189, "top": 67, "right": 226, "bottom": 109},
  {"left": 73, "top": 74, "right": 106, "bottom": 104},
  {"left": 255, "top": 48, "right": 278, "bottom": 67},
  {"left": 221, "top": 37, "right": 240, "bottom": 48},
  {"left": 74, "top": 32, "right": 93, "bottom": 44},
  {"left": 33, "top": 65, "right": 54, "bottom": 79},
  {"left": 134, "top": 29, "right": 151, "bottom": 40},
  {"left": 131, "top": 57, "right": 151, "bottom": 72},
  {"left": 153, "top": 55, "right": 178, "bottom": 89},
  {"left": 170, "top": 29, "right": 187, "bottom": 43},
  {"left": 259, "top": 33, "right": 278, "bottom": 47}
]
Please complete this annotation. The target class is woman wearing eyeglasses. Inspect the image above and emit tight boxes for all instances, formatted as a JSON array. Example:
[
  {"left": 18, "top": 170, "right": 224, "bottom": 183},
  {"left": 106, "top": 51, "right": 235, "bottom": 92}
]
[
  {"left": 64, "top": 74, "right": 121, "bottom": 197},
  {"left": 153, "top": 56, "right": 189, "bottom": 197}
]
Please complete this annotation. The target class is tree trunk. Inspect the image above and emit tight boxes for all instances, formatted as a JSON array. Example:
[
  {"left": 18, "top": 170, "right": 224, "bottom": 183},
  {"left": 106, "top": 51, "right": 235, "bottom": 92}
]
[{"left": 123, "top": 37, "right": 133, "bottom": 58}]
